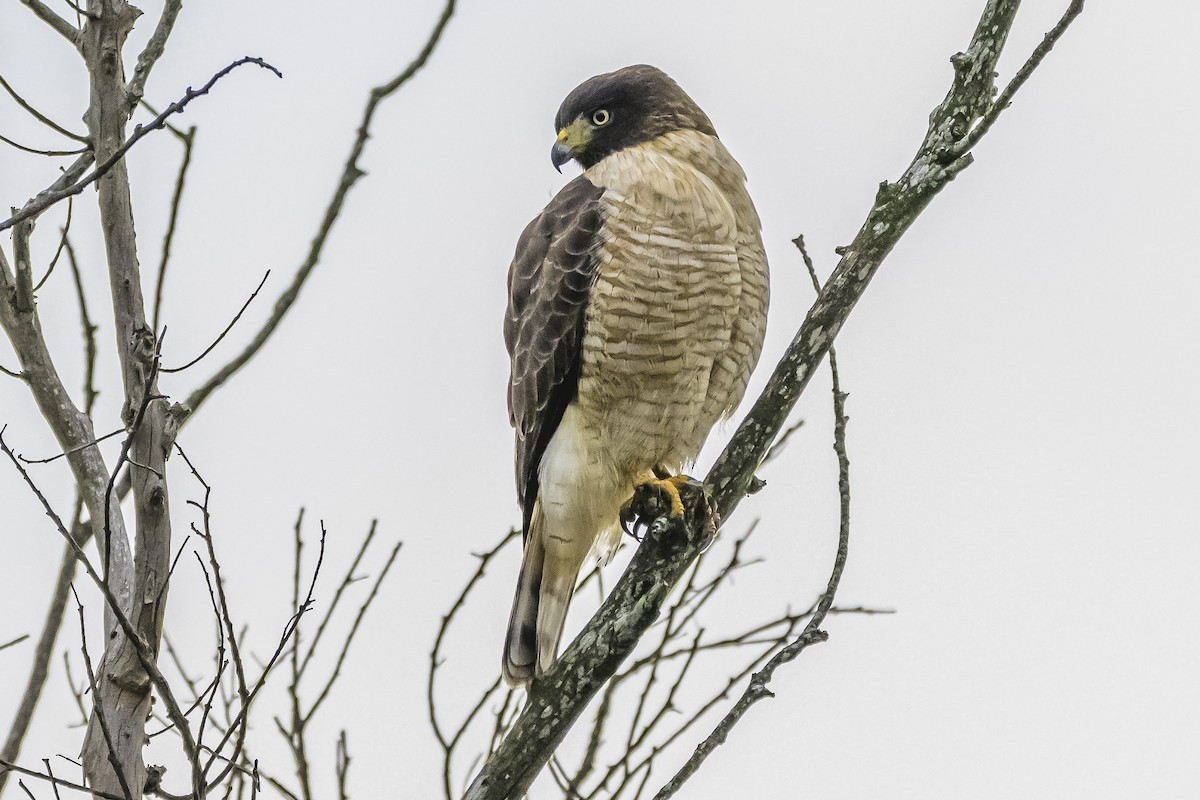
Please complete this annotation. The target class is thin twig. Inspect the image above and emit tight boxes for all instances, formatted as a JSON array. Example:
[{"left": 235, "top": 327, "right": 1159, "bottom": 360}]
[
  {"left": 428, "top": 529, "right": 519, "bottom": 800},
  {"left": 0, "top": 635, "right": 29, "bottom": 652},
  {"left": 297, "top": 522, "right": 378, "bottom": 680},
  {"left": 651, "top": 235, "right": 853, "bottom": 800},
  {"left": 41, "top": 759, "right": 62, "bottom": 800},
  {"left": 152, "top": 125, "right": 195, "bottom": 332},
  {"left": 15, "top": 0, "right": 79, "bottom": 47},
  {"left": 335, "top": 731, "right": 350, "bottom": 800},
  {"left": 759, "top": 416, "right": 804, "bottom": 467},
  {"left": 65, "top": 235, "right": 98, "bottom": 415},
  {"left": 0, "top": 74, "right": 88, "bottom": 142},
  {"left": 161, "top": 270, "right": 270, "bottom": 373},
  {"left": 304, "top": 538, "right": 402, "bottom": 722},
  {"left": 17, "top": 428, "right": 123, "bottom": 464},
  {"left": 0, "top": 134, "right": 86, "bottom": 157},
  {"left": 203, "top": 524, "right": 325, "bottom": 792},
  {"left": 950, "top": 0, "right": 1087, "bottom": 158},
  {"left": 0, "top": 57, "right": 282, "bottom": 233},
  {"left": 0, "top": 758, "right": 122, "bottom": 800},
  {"left": 32, "top": 197, "right": 73, "bottom": 292},
  {"left": 183, "top": 0, "right": 457, "bottom": 417},
  {"left": 173, "top": 442, "right": 253, "bottom": 788}
]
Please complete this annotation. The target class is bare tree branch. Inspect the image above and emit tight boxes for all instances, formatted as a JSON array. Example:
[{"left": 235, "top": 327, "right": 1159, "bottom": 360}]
[
  {"left": 182, "top": 0, "right": 458, "bottom": 417},
  {"left": 16, "top": 0, "right": 80, "bottom": 48},
  {"left": 152, "top": 124, "right": 195, "bottom": 332},
  {"left": 0, "top": 56, "right": 281, "bottom": 234},
  {"left": 951, "top": 0, "right": 1087, "bottom": 157},
  {"left": 160, "top": 270, "right": 270, "bottom": 373},
  {"left": 0, "top": 134, "right": 87, "bottom": 157},
  {"left": 4, "top": 153, "right": 95, "bottom": 234},
  {"left": 652, "top": 236, "right": 853, "bottom": 799},
  {"left": 0, "top": 635, "right": 30, "bottom": 652},
  {"left": 13, "top": 218, "right": 35, "bottom": 313},
  {"left": 0, "top": 758, "right": 122, "bottom": 800},
  {"left": 127, "top": 0, "right": 183, "bottom": 110},
  {"left": 32, "top": 198, "right": 74, "bottom": 292},
  {"left": 0, "top": 237, "right": 98, "bottom": 794},
  {"left": 0, "top": 73, "right": 89, "bottom": 142},
  {"left": 73, "top": 588, "right": 136, "bottom": 800},
  {"left": 0, "top": 427, "right": 201, "bottom": 796},
  {"left": 0, "top": 515, "right": 81, "bottom": 781}
]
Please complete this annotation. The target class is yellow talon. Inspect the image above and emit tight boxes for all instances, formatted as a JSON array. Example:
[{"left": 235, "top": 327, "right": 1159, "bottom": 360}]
[{"left": 640, "top": 474, "right": 692, "bottom": 519}]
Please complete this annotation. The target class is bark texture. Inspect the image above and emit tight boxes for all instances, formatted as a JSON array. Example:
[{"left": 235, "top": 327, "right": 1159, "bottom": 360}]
[{"left": 76, "top": 1, "right": 179, "bottom": 795}]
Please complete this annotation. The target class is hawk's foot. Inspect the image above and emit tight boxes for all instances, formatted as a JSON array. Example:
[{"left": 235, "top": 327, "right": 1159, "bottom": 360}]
[
  {"left": 641, "top": 474, "right": 695, "bottom": 519},
  {"left": 622, "top": 474, "right": 720, "bottom": 550}
]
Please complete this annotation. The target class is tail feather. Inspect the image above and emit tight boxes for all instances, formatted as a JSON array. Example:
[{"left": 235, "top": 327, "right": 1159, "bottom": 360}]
[
  {"left": 502, "top": 501, "right": 589, "bottom": 686},
  {"left": 535, "top": 552, "right": 578, "bottom": 676},
  {"left": 502, "top": 529, "right": 543, "bottom": 686}
]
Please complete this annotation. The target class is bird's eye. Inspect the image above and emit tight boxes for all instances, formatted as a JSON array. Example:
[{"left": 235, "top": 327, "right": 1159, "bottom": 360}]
[{"left": 591, "top": 109, "right": 611, "bottom": 126}]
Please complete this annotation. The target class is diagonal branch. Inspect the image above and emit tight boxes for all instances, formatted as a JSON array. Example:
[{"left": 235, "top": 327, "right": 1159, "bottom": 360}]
[
  {"left": 0, "top": 134, "right": 87, "bottom": 157},
  {"left": 951, "top": 0, "right": 1086, "bottom": 157},
  {"left": 182, "top": 0, "right": 457, "bottom": 417},
  {"left": 161, "top": 270, "right": 270, "bottom": 373},
  {"left": 127, "top": 0, "right": 183, "bottom": 110},
  {"left": 16, "top": 0, "right": 80, "bottom": 48},
  {"left": 0, "top": 56, "right": 281, "bottom": 234},
  {"left": 652, "top": 238, "right": 852, "bottom": 800},
  {"left": 152, "top": 124, "right": 195, "bottom": 332},
  {"left": 0, "top": 74, "right": 89, "bottom": 142}
]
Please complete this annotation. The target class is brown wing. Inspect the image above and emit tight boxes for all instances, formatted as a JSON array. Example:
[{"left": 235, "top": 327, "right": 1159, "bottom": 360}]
[{"left": 504, "top": 175, "right": 604, "bottom": 535}]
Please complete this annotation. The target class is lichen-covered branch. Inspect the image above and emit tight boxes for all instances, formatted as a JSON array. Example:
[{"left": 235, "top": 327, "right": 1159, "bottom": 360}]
[{"left": 653, "top": 239, "right": 853, "bottom": 799}]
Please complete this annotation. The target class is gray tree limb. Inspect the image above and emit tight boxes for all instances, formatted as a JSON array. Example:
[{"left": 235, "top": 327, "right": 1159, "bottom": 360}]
[
  {"left": 75, "top": 0, "right": 179, "bottom": 795},
  {"left": 16, "top": 0, "right": 81, "bottom": 49}
]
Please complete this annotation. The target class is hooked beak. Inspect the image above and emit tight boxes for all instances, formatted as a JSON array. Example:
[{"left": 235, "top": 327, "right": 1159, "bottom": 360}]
[
  {"left": 551, "top": 140, "right": 574, "bottom": 173},
  {"left": 550, "top": 118, "right": 590, "bottom": 173}
]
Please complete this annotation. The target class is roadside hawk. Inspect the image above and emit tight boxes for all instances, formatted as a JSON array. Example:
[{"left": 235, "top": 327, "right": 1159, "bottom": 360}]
[{"left": 502, "top": 64, "right": 769, "bottom": 686}]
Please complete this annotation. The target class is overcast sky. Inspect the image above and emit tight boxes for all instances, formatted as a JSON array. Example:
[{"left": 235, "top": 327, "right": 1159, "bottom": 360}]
[{"left": 1, "top": 1, "right": 1198, "bottom": 798}]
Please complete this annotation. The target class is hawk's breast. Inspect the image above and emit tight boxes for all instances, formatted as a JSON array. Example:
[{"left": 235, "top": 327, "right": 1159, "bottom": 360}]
[{"left": 574, "top": 130, "right": 769, "bottom": 476}]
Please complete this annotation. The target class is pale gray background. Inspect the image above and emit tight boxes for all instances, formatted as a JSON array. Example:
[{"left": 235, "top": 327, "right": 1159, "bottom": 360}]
[{"left": 1, "top": 1, "right": 1197, "bottom": 797}]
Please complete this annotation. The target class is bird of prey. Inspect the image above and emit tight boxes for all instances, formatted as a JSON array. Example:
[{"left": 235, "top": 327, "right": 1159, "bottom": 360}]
[{"left": 502, "top": 64, "right": 769, "bottom": 686}]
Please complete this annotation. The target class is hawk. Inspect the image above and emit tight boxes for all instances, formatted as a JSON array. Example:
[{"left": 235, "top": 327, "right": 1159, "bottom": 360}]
[{"left": 502, "top": 65, "right": 769, "bottom": 686}]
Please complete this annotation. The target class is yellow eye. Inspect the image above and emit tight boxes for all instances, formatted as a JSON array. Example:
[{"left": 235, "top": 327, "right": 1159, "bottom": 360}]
[{"left": 591, "top": 109, "right": 611, "bottom": 126}]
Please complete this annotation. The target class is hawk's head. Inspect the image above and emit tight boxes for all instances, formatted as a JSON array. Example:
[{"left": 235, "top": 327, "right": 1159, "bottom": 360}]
[{"left": 550, "top": 64, "right": 717, "bottom": 172}]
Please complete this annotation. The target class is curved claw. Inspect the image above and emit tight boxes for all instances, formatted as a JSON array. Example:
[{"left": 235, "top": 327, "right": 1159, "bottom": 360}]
[
  {"left": 620, "top": 506, "right": 642, "bottom": 541},
  {"left": 697, "top": 488, "right": 721, "bottom": 551}
]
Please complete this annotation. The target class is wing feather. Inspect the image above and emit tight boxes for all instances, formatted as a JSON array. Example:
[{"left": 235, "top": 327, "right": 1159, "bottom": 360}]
[{"left": 504, "top": 176, "right": 604, "bottom": 535}]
